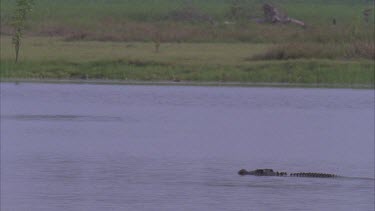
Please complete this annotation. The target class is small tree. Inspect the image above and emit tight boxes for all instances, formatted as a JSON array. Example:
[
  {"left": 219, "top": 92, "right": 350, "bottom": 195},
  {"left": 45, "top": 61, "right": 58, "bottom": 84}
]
[
  {"left": 153, "top": 30, "right": 161, "bottom": 53},
  {"left": 152, "top": 24, "right": 162, "bottom": 53},
  {"left": 11, "top": 0, "right": 34, "bottom": 63}
]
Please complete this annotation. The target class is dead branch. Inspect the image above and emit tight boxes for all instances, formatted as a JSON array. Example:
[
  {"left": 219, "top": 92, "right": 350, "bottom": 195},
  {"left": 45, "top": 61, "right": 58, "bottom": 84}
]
[{"left": 262, "top": 3, "right": 305, "bottom": 27}]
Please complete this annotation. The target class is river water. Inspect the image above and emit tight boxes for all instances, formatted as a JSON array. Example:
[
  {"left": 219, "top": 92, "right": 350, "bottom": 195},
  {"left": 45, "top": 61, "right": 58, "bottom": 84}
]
[{"left": 1, "top": 83, "right": 374, "bottom": 211}]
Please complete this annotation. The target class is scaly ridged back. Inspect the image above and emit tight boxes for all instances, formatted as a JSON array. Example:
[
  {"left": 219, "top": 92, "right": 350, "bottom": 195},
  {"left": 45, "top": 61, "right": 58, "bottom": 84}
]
[{"left": 289, "top": 172, "right": 336, "bottom": 178}]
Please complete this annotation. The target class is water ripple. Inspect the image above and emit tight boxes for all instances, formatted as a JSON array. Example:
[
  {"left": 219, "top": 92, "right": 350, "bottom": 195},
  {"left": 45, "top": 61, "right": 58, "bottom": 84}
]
[{"left": 1, "top": 114, "right": 124, "bottom": 122}]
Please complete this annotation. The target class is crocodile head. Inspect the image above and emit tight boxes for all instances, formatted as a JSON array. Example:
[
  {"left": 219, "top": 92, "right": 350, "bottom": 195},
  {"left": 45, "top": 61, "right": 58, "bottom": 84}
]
[
  {"left": 238, "top": 169, "right": 277, "bottom": 176},
  {"left": 238, "top": 169, "right": 249, "bottom": 175}
]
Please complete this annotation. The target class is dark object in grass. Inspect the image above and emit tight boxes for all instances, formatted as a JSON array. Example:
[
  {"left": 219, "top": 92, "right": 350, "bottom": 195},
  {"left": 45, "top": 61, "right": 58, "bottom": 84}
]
[{"left": 363, "top": 8, "right": 373, "bottom": 23}]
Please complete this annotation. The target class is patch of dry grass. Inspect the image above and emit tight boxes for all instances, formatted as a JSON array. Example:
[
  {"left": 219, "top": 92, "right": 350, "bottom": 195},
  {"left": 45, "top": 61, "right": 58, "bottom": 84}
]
[
  {"left": 346, "top": 41, "right": 375, "bottom": 60},
  {"left": 250, "top": 40, "right": 374, "bottom": 60}
]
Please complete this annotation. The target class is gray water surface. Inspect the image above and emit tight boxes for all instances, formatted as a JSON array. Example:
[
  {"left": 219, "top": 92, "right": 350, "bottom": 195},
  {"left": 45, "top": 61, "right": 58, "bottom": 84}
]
[{"left": 1, "top": 83, "right": 374, "bottom": 211}]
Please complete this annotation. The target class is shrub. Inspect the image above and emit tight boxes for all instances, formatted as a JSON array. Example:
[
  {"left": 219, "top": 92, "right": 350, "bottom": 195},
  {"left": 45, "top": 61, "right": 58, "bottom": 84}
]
[
  {"left": 250, "top": 42, "right": 344, "bottom": 60},
  {"left": 346, "top": 41, "right": 375, "bottom": 60}
]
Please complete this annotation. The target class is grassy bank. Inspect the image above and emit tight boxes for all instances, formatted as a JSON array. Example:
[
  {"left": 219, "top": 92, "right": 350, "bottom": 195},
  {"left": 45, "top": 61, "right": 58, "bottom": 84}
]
[
  {"left": 1, "top": 36, "right": 373, "bottom": 87},
  {"left": 2, "top": 60, "right": 373, "bottom": 87}
]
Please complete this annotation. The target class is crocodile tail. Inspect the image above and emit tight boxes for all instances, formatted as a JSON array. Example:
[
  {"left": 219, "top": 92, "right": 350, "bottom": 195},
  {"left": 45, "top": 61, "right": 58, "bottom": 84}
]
[{"left": 290, "top": 172, "right": 336, "bottom": 178}]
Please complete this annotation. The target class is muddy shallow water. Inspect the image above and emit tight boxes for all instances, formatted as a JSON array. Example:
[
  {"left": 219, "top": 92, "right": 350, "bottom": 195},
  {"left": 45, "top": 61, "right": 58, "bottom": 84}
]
[{"left": 1, "top": 83, "right": 374, "bottom": 211}]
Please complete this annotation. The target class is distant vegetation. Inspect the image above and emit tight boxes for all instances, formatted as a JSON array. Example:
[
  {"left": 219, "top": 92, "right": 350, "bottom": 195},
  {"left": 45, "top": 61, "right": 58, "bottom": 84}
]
[
  {"left": 1, "top": 0, "right": 373, "bottom": 43},
  {"left": 0, "top": 0, "right": 374, "bottom": 87}
]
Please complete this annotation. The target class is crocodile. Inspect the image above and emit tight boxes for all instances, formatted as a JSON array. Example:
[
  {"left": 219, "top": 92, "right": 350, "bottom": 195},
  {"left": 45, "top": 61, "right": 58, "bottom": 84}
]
[{"left": 238, "top": 169, "right": 336, "bottom": 178}]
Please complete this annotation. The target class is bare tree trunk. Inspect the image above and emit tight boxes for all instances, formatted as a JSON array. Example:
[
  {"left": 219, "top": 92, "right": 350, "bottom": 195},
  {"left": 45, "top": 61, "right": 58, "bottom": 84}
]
[
  {"left": 153, "top": 29, "right": 161, "bottom": 53},
  {"left": 14, "top": 36, "right": 20, "bottom": 63}
]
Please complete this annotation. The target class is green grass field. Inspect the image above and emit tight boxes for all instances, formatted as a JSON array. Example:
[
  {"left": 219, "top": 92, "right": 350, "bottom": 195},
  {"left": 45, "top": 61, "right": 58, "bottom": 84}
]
[{"left": 1, "top": 36, "right": 373, "bottom": 87}]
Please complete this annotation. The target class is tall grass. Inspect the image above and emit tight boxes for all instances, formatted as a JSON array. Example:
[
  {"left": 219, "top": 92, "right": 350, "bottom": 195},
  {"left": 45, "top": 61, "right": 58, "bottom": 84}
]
[{"left": 2, "top": 59, "right": 373, "bottom": 87}]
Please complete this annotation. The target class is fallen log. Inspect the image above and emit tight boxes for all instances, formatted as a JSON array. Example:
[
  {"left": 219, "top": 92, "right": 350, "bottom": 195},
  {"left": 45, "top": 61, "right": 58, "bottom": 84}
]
[{"left": 262, "top": 3, "right": 305, "bottom": 27}]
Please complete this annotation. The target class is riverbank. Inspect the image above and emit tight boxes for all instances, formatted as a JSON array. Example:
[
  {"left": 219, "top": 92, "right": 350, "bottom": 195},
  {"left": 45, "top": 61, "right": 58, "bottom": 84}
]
[
  {"left": 1, "top": 36, "right": 374, "bottom": 88},
  {"left": 1, "top": 1, "right": 374, "bottom": 88},
  {"left": 1, "top": 78, "right": 374, "bottom": 89}
]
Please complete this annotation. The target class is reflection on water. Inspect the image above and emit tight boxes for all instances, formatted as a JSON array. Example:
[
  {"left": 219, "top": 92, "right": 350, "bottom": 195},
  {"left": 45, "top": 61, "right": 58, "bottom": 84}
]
[{"left": 1, "top": 83, "right": 374, "bottom": 211}]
